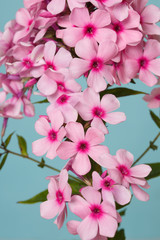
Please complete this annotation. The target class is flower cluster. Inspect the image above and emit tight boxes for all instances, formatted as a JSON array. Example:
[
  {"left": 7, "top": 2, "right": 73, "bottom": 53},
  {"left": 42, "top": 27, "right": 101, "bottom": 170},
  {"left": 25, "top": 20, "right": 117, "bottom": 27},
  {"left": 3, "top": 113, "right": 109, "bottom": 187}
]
[{"left": 0, "top": 0, "right": 159, "bottom": 239}]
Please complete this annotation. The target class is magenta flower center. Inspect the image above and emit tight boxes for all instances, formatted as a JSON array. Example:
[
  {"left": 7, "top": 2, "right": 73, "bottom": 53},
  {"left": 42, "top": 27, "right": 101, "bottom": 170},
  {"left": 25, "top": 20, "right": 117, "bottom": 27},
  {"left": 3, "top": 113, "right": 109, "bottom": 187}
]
[
  {"left": 56, "top": 94, "right": 70, "bottom": 105},
  {"left": 45, "top": 61, "right": 56, "bottom": 70},
  {"left": 48, "top": 129, "right": 57, "bottom": 142},
  {"left": 138, "top": 57, "right": 149, "bottom": 69},
  {"left": 113, "top": 23, "right": 124, "bottom": 33},
  {"left": 92, "top": 106, "right": 105, "bottom": 118},
  {"left": 83, "top": 24, "right": 97, "bottom": 37},
  {"left": 155, "top": 95, "right": 160, "bottom": 100},
  {"left": 22, "top": 58, "right": 33, "bottom": 69},
  {"left": 90, "top": 58, "right": 103, "bottom": 72},
  {"left": 118, "top": 165, "right": 130, "bottom": 176},
  {"left": 56, "top": 190, "right": 64, "bottom": 204},
  {"left": 57, "top": 82, "right": 66, "bottom": 92},
  {"left": 96, "top": 0, "right": 106, "bottom": 3},
  {"left": 77, "top": 140, "right": 89, "bottom": 153},
  {"left": 102, "top": 177, "right": 115, "bottom": 190},
  {"left": 90, "top": 204, "right": 103, "bottom": 219}
]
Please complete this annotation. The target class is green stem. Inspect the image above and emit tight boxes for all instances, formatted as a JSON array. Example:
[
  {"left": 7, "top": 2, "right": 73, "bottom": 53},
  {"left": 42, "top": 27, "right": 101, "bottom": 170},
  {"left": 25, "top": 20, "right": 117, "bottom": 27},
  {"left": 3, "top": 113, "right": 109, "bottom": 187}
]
[
  {"left": 0, "top": 146, "right": 80, "bottom": 182},
  {"left": 133, "top": 132, "right": 160, "bottom": 166}
]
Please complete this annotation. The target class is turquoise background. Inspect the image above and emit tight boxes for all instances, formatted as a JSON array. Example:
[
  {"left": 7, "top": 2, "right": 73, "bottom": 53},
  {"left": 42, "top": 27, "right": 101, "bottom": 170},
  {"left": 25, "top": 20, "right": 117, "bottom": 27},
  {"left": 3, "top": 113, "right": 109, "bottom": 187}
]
[{"left": 0, "top": 1, "right": 160, "bottom": 239}]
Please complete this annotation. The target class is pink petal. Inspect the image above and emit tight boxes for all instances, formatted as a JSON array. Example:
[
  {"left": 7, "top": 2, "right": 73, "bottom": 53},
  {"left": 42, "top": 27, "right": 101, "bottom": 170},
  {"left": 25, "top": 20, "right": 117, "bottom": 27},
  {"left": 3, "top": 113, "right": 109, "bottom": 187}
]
[
  {"left": 81, "top": 186, "right": 101, "bottom": 205},
  {"left": 23, "top": 98, "right": 35, "bottom": 117},
  {"left": 69, "top": 58, "right": 90, "bottom": 78},
  {"left": 35, "top": 117, "right": 51, "bottom": 136},
  {"left": 16, "top": 8, "right": 31, "bottom": 26},
  {"left": 121, "top": 30, "right": 142, "bottom": 46},
  {"left": 130, "top": 164, "right": 152, "bottom": 178},
  {"left": 66, "top": 122, "right": 84, "bottom": 142},
  {"left": 63, "top": 27, "right": 84, "bottom": 47},
  {"left": 103, "top": 112, "right": 126, "bottom": 125},
  {"left": 101, "top": 94, "right": 120, "bottom": 112},
  {"left": 40, "top": 200, "right": 59, "bottom": 219},
  {"left": 116, "top": 149, "right": 134, "bottom": 168},
  {"left": 69, "top": 195, "right": 90, "bottom": 219},
  {"left": 148, "top": 59, "right": 160, "bottom": 76},
  {"left": 48, "top": 178, "right": 58, "bottom": 197},
  {"left": 59, "top": 169, "right": 68, "bottom": 191},
  {"left": 142, "top": 23, "right": 160, "bottom": 35},
  {"left": 72, "top": 152, "right": 91, "bottom": 175},
  {"left": 32, "top": 137, "right": 51, "bottom": 156},
  {"left": 89, "top": 145, "right": 109, "bottom": 165},
  {"left": 98, "top": 214, "right": 118, "bottom": 238},
  {"left": 46, "top": 141, "right": 60, "bottom": 159},
  {"left": 141, "top": 5, "right": 160, "bottom": 23},
  {"left": 97, "top": 41, "right": 118, "bottom": 62},
  {"left": 47, "top": 0, "right": 65, "bottom": 15},
  {"left": 92, "top": 171, "right": 102, "bottom": 190},
  {"left": 37, "top": 74, "right": 57, "bottom": 95},
  {"left": 91, "top": 9, "right": 111, "bottom": 27},
  {"left": 131, "top": 184, "right": 150, "bottom": 201},
  {"left": 78, "top": 216, "right": 98, "bottom": 240},
  {"left": 44, "top": 41, "right": 56, "bottom": 63},
  {"left": 87, "top": 71, "right": 107, "bottom": 93},
  {"left": 76, "top": 103, "right": 92, "bottom": 121},
  {"left": 63, "top": 183, "right": 72, "bottom": 202},
  {"left": 91, "top": 118, "right": 109, "bottom": 135},
  {"left": 148, "top": 99, "right": 160, "bottom": 108},
  {"left": 57, "top": 141, "right": 77, "bottom": 159},
  {"left": 48, "top": 110, "right": 64, "bottom": 131},
  {"left": 112, "top": 185, "right": 131, "bottom": 205},
  {"left": 75, "top": 38, "right": 97, "bottom": 60},
  {"left": 83, "top": 87, "right": 100, "bottom": 107},
  {"left": 143, "top": 40, "right": 160, "bottom": 60},
  {"left": 67, "top": 220, "right": 80, "bottom": 235},
  {"left": 70, "top": 7, "right": 90, "bottom": 27},
  {"left": 85, "top": 127, "right": 105, "bottom": 146},
  {"left": 113, "top": 3, "right": 129, "bottom": 21},
  {"left": 54, "top": 207, "right": 66, "bottom": 229},
  {"left": 102, "top": 190, "right": 115, "bottom": 206},
  {"left": 95, "top": 28, "right": 117, "bottom": 44},
  {"left": 54, "top": 48, "right": 72, "bottom": 68},
  {"left": 123, "top": 10, "right": 140, "bottom": 29},
  {"left": 139, "top": 68, "right": 158, "bottom": 86},
  {"left": 123, "top": 59, "right": 139, "bottom": 79},
  {"left": 99, "top": 154, "right": 118, "bottom": 169},
  {"left": 61, "top": 104, "right": 78, "bottom": 123}
]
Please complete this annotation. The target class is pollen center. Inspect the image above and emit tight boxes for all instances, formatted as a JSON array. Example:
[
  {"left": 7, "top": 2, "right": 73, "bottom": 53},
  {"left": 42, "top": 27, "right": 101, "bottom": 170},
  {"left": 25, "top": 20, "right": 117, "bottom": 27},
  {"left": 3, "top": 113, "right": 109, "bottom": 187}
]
[{"left": 77, "top": 140, "right": 89, "bottom": 153}]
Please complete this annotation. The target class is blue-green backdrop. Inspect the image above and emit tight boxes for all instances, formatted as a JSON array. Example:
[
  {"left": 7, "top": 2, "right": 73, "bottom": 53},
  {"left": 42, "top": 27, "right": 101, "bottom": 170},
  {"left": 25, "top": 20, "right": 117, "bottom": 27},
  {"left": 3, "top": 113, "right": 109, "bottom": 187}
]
[{"left": 0, "top": 1, "right": 160, "bottom": 239}]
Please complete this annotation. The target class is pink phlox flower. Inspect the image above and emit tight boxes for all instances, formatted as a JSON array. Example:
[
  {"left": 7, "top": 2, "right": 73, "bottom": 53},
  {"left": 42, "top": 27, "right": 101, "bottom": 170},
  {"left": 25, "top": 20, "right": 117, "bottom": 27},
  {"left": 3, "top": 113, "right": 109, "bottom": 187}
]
[
  {"left": 24, "top": 0, "right": 44, "bottom": 9},
  {"left": 125, "top": 39, "right": 160, "bottom": 86},
  {"left": 100, "top": 149, "right": 152, "bottom": 201},
  {"left": 57, "top": 122, "right": 109, "bottom": 175},
  {"left": 143, "top": 87, "right": 160, "bottom": 108},
  {"left": 68, "top": 186, "right": 118, "bottom": 239},
  {"left": 69, "top": 38, "right": 118, "bottom": 92},
  {"left": 109, "top": 9, "right": 142, "bottom": 51},
  {"left": 32, "top": 110, "right": 66, "bottom": 159},
  {"left": 40, "top": 169, "right": 72, "bottom": 229},
  {"left": 132, "top": 0, "right": 160, "bottom": 35},
  {"left": 92, "top": 171, "right": 131, "bottom": 206},
  {"left": 76, "top": 88, "right": 126, "bottom": 134},
  {"left": 47, "top": 92, "right": 81, "bottom": 123},
  {"left": 47, "top": 0, "right": 85, "bottom": 15},
  {"left": 58, "top": 7, "right": 116, "bottom": 47}
]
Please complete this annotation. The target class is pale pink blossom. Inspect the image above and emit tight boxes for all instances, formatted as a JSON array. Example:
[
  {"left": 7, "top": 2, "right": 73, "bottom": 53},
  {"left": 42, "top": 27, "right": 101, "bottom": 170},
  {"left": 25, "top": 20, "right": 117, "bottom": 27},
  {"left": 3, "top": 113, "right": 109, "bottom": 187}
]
[
  {"left": 92, "top": 171, "right": 131, "bottom": 206},
  {"left": 40, "top": 169, "right": 72, "bottom": 229},
  {"left": 109, "top": 0, "right": 134, "bottom": 21},
  {"left": 58, "top": 7, "right": 116, "bottom": 47},
  {"left": 68, "top": 186, "right": 118, "bottom": 239},
  {"left": 100, "top": 149, "right": 152, "bottom": 201},
  {"left": 76, "top": 88, "right": 126, "bottom": 134},
  {"left": 57, "top": 122, "right": 109, "bottom": 175},
  {"left": 32, "top": 110, "right": 66, "bottom": 159},
  {"left": 69, "top": 38, "right": 118, "bottom": 92},
  {"left": 125, "top": 39, "right": 160, "bottom": 86},
  {"left": 143, "top": 87, "right": 160, "bottom": 108}
]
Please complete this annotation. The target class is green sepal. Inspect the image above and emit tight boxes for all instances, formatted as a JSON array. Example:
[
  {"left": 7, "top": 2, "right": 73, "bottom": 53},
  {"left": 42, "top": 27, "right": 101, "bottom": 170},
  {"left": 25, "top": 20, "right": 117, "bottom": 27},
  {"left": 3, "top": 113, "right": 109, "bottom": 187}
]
[
  {"left": 17, "top": 135, "right": 28, "bottom": 156},
  {"left": 0, "top": 153, "right": 8, "bottom": 170},
  {"left": 4, "top": 132, "right": 15, "bottom": 148},
  {"left": 150, "top": 110, "right": 160, "bottom": 128}
]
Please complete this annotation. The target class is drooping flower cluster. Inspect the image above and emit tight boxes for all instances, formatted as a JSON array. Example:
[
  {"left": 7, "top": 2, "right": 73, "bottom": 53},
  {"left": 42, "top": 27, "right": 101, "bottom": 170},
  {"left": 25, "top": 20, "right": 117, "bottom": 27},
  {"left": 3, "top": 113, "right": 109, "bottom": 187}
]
[{"left": 0, "top": 0, "right": 159, "bottom": 239}]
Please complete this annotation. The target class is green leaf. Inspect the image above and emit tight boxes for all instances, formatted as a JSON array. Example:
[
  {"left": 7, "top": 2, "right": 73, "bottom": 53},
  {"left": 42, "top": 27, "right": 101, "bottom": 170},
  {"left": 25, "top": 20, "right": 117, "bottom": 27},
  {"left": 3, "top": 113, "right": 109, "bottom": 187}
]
[
  {"left": 149, "top": 141, "right": 158, "bottom": 151},
  {"left": 100, "top": 87, "right": 146, "bottom": 98},
  {"left": 18, "top": 189, "right": 48, "bottom": 204},
  {"left": 33, "top": 99, "right": 48, "bottom": 104},
  {"left": 38, "top": 158, "right": 45, "bottom": 168},
  {"left": 0, "top": 153, "right": 8, "bottom": 170},
  {"left": 150, "top": 111, "right": 160, "bottom": 128},
  {"left": 146, "top": 163, "right": 160, "bottom": 180},
  {"left": 109, "top": 229, "right": 126, "bottom": 240},
  {"left": 68, "top": 178, "right": 86, "bottom": 195},
  {"left": 17, "top": 135, "right": 28, "bottom": 156},
  {"left": 4, "top": 132, "right": 15, "bottom": 147}
]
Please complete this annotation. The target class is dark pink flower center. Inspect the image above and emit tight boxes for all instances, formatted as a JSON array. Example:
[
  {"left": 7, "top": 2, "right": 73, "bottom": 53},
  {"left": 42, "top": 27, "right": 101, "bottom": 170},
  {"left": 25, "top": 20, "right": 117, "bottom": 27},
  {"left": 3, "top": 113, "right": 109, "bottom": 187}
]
[
  {"left": 27, "top": 19, "right": 33, "bottom": 31},
  {"left": 48, "top": 129, "right": 57, "bottom": 142},
  {"left": 90, "top": 58, "right": 103, "bottom": 72},
  {"left": 118, "top": 165, "right": 130, "bottom": 176},
  {"left": 57, "top": 82, "right": 66, "bottom": 92},
  {"left": 102, "top": 177, "right": 115, "bottom": 190},
  {"left": 92, "top": 106, "right": 105, "bottom": 118},
  {"left": 113, "top": 61, "right": 121, "bottom": 70},
  {"left": 96, "top": 0, "right": 106, "bottom": 3},
  {"left": 56, "top": 190, "right": 64, "bottom": 204},
  {"left": 83, "top": 24, "right": 97, "bottom": 38},
  {"left": 22, "top": 58, "right": 33, "bottom": 69},
  {"left": 138, "top": 57, "right": 149, "bottom": 69},
  {"left": 90, "top": 204, "right": 103, "bottom": 219},
  {"left": 56, "top": 94, "right": 70, "bottom": 105},
  {"left": 45, "top": 61, "right": 56, "bottom": 70},
  {"left": 113, "top": 23, "right": 124, "bottom": 33},
  {"left": 155, "top": 95, "right": 160, "bottom": 100},
  {"left": 77, "top": 140, "right": 89, "bottom": 153}
]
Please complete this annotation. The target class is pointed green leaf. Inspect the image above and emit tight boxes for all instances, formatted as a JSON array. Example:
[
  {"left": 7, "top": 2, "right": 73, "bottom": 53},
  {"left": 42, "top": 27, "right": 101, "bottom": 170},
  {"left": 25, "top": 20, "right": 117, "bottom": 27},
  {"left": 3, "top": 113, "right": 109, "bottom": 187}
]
[
  {"left": 18, "top": 189, "right": 48, "bottom": 204},
  {"left": 146, "top": 163, "right": 160, "bottom": 180},
  {"left": 33, "top": 99, "right": 48, "bottom": 104},
  {"left": 150, "top": 111, "right": 160, "bottom": 128},
  {"left": 100, "top": 87, "right": 146, "bottom": 98},
  {"left": 17, "top": 135, "right": 28, "bottom": 156},
  {"left": 109, "top": 229, "right": 126, "bottom": 240},
  {"left": 0, "top": 153, "right": 8, "bottom": 170},
  {"left": 38, "top": 158, "right": 45, "bottom": 168},
  {"left": 4, "top": 132, "right": 15, "bottom": 147}
]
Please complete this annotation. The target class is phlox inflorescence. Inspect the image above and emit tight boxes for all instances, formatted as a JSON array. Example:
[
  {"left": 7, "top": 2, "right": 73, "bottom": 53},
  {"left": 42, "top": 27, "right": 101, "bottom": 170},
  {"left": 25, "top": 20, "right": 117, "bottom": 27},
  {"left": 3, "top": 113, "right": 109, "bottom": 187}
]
[{"left": 0, "top": 0, "right": 159, "bottom": 239}]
